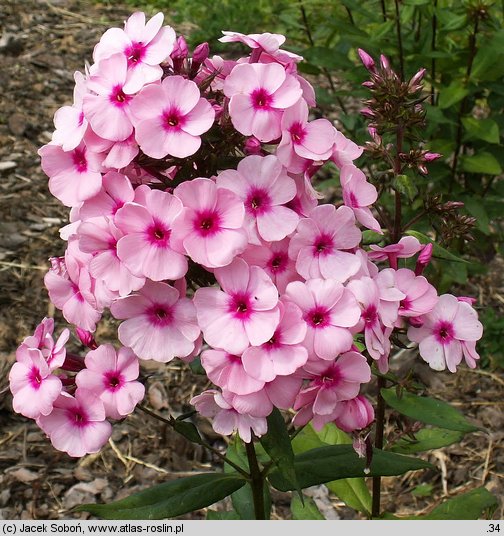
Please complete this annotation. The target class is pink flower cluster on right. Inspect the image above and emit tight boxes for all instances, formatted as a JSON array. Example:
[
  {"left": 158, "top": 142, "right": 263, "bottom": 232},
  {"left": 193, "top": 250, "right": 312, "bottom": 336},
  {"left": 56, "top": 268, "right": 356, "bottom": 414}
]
[{"left": 10, "top": 14, "right": 483, "bottom": 456}]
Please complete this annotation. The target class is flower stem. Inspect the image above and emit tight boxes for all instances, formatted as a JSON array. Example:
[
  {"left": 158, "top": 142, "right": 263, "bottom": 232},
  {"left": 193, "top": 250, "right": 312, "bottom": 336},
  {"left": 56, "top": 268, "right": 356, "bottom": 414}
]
[
  {"left": 371, "top": 375, "right": 386, "bottom": 518},
  {"left": 394, "top": 0, "right": 405, "bottom": 80},
  {"left": 245, "top": 440, "right": 266, "bottom": 519}
]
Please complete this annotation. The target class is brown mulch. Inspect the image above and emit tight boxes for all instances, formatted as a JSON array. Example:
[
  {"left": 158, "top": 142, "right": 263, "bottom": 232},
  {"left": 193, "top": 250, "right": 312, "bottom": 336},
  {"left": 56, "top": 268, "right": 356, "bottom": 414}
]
[{"left": 0, "top": 0, "right": 503, "bottom": 521}]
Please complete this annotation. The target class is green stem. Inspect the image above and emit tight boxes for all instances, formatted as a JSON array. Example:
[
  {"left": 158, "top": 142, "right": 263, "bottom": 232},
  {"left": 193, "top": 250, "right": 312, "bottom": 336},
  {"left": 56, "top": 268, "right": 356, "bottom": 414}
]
[
  {"left": 394, "top": 0, "right": 405, "bottom": 80},
  {"left": 380, "top": 0, "right": 387, "bottom": 22},
  {"left": 371, "top": 375, "right": 387, "bottom": 518},
  {"left": 245, "top": 440, "right": 266, "bottom": 519},
  {"left": 431, "top": 0, "right": 438, "bottom": 105},
  {"left": 393, "top": 125, "right": 404, "bottom": 242},
  {"left": 137, "top": 405, "right": 250, "bottom": 479}
]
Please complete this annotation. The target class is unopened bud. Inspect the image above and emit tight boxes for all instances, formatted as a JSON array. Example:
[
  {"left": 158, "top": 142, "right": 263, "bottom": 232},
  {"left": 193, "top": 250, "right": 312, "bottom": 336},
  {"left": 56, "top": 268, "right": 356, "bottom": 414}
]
[
  {"left": 212, "top": 103, "right": 224, "bottom": 120},
  {"left": 457, "top": 296, "right": 477, "bottom": 305},
  {"left": 409, "top": 68, "right": 426, "bottom": 87},
  {"left": 75, "top": 327, "right": 98, "bottom": 350},
  {"left": 360, "top": 107, "right": 375, "bottom": 118},
  {"left": 193, "top": 42, "right": 209, "bottom": 64},
  {"left": 172, "top": 36, "right": 188, "bottom": 59},
  {"left": 424, "top": 152, "right": 442, "bottom": 162},
  {"left": 379, "top": 54, "right": 390, "bottom": 71},
  {"left": 358, "top": 48, "right": 376, "bottom": 73},
  {"left": 408, "top": 316, "right": 424, "bottom": 328},
  {"left": 244, "top": 136, "right": 262, "bottom": 155},
  {"left": 415, "top": 243, "right": 433, "bottom": 275}
]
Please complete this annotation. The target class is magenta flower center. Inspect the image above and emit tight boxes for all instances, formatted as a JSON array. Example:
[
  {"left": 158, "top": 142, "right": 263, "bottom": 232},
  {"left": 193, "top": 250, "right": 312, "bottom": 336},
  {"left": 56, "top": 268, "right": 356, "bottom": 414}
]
[
  {"left": 265, "top": 328, "right": 282, "bottom": 349},
  {"left": 268, "top": 252, "right": 287, "bottom": 274},
  {"left": 72, "top": 148, "right": 88, "bottom": 173},
  {"left": 434, "top": 320, "right": 454, "bottom": 344},
  {"left": 125, "top": 41, "right": 146, "bottom": 64},
  {"left": 315, "top": 367, "right": 341, "bottom": 388},
  {"left": 348, "top": 192, "right": 359, "bottom": 208},
  {"left": 246, "top": 187, "right": 271, "bottom": 215},
  {"left": 306, "top": 307, "right": 329, "bottom": 328},
  {"left": 313, "top": 233, "right": 334, "bottom": 256},
  {"left": 69, "top": 408, "right": 89, "bottom": 428},
  {"left": 399, "top": 298, "right": 411, "bottom": 312},
  {"left": 194, "top": 210, "right": 222, "bottom": 236},
  {"left": 229, "top": 293, "right": 252, "bottom": 320},
  {"left": 147, "top": 304, "right": 174, "bottom": 326},
  {"left": 29, "top": 366, "right": 43, "bottom": 389},
  {"left": 104, "top": 371, "right": 125, "bottom": 391},
  {"left": 110, "top": 85, "right": 131, "bottom": 107},
  {"left": 163, "top": 107, "right": 185, "bottom": 131},
  {"left": 147, "top": 220, "right": 171, "bottom": 246},
  {"left": 362, "top": 305, "right": 378, "bottom": 325},
  {"left": 251, "top": 87, "right": 273, "bottom": 109},
  {"left": 289, "top": 122, "right": 306, "bottom": 144}
]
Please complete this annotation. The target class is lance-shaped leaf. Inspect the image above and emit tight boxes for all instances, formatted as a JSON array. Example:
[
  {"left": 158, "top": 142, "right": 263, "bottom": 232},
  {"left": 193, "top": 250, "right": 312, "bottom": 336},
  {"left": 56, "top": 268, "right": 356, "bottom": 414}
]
[
  {"left": 405, "top": 230, "right": 470, "bottom": 264},
  {"left": 75, "top": 472, "right": 246, "bottom": 519},
  {"left": 268, "top": 445, "right": 433, "bottom": 491},
  {"left": 259, "top": 408, "right": 300, "bottom": 496},
  {"left": 389, "top": 428, "right": 464, "bottom": 454},
  {"left": 291, "top": 495, "right": 325, "bottom": 520},
  {"left": 381, "top": 388, "right": 481, "bottom": 433}
]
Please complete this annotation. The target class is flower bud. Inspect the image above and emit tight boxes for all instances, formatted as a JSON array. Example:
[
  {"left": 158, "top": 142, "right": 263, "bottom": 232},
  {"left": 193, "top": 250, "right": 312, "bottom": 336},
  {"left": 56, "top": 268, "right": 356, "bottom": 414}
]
[
  {"left": 415, "top": 243, "right": 433, "bottom": 275},
  {"left": 75, "top": 327, "right": 98, "bottom": 350},
  {"left": 424, "top": 152, "right": 442, "bottom": 162},
  {"left": 193, "top": 42, "right": 209, "bottom": 64},
  {"left": 171, "top": 36, "right": 188, "bottom": 60},
  {"left": 360, "top": 107, "right": 376, "bottom": 118},
  {"left": 379, "top": 54, "right": 391, "bottom": 72},
  {"left": 409, "top": 68, "right": 426, "bottom": 88},
  {"left": 244, "top": 136, "right": 262, "bottom": 155},
  {"left": 357, "top": 48, "right": 376, "bottom": 73},
  {"left": 457, "top": 296, "right": 477, "bottom": 305}
]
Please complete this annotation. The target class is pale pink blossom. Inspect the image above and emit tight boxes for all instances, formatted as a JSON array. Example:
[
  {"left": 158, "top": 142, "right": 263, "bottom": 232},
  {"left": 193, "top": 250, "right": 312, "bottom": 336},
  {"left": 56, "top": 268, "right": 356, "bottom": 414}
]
[
  {"left": 340, "top": 165, "right": 381, "bottom": 233},
  {"left": 172, "top": 178, "right": 247, "bottom": 268},
  {"left": 131, "top": 76, "right": 215, "bottom": 158},
  {"left": 115, "top": 189, "right": 187, "bottom": 281},
  {"left": 219, "top": 31, "right": 286, "bottom": 55},
  {"left": 191, "top": 389, "right": 267, "bottom": 443},
  {"left": 39, "top": 142, "right": 104, "bottom": 207},
  {"left": 334, "top": 395, "right": 375, "bottom": 433},
  {"left": 76, "top": 344, "right": 145, "bottom": 419},
  {"left": 288, "top": 204, "right": 361, "bottom": 282},
  {"left": 286, "top": 173, "right": 318, "bottom": 217},
  {"left": 277, "top": 99, "right": 335, "bottom": 173},
  {"left": 284, "top": 279, "right": 361, "bottom": 359},
  {"left": 330, "top": 130, "right": 364, "bottom": 169},
  {"left": 194, "top": 258, "right": 280, "bottom": 354},
  {"left": 83, "top": 54, "right": 144, "bottom": 142},
  {"left": 216, "top": 155, "right": 299, "bottom": 243},
  {"left": 93, "top": 11, "right": 175, "bottom": 88},
  {"left": 241, "top": 300, "right": 308, "bottom": 382},
  {"left": 394, "top": 268, "right": 438, "bottom": 319},
  {"left": 9, "top": 347, "right": 62, "bottom": 419},
  {"left": 37, "top": 390, "right": 112, "bottom": 457},
  {"left": 111, "top": 280, "right": 200, "bottom": 362},
  {"left": 408, "top": 294, "right": 483, "bottom": 372},
  {"left": 368, "top": 236, "right": 422, "bottom": 269},
  {"left": 224, "top": 62, "right": 302, "bottom": 142}
]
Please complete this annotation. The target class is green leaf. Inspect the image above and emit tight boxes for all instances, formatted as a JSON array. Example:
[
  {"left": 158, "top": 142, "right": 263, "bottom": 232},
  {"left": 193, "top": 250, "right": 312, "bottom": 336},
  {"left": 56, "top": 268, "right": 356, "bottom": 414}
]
[
  {"left": 268, "top": 445, "right": 433, "bottom": 492},
  {"left": 259, "top": 408, "right": 300, "bottom": 496},
  {"left": 461, "top": 117, "right": 500, "bottom": 144},
  {"left": 381, "top": 388, "right": 481, "bottom": 433},
  {"left": 291, "top": 495, "right": 325, "bottom": 520},
  {"left": 75, "top": 473, "right": 246, "bottom": 519},
  {"left": 404, "top": 230, "right": 470, "bottom": 264},
  {"left": 438, "top": 81, "right": 468, "bottom": 109},
  {"left": 421, "top": 487, "right": 498, "bottom": 519},
  {"left": 389, "top": 428, "right": 464, "bottom": 454},
  {"left": 393, "top": 174, "right": 418, "bottom": 201},
  {"left": 171, "top": 420, "right": 204, "bottom": 445},
  {"left": 412, "top": 484, "right": 434, "bottom": 498},
  {"left": 460, "top": 196, "right": 491, "bottom": 235},
  {"left": 206, "top": 510, "right": 240, "bottom": 520},
  {"left": 460, "top": 152, "right": 502, "bottom": 175},
  {"left": 292, "top": 424, "right": 372, "bottom": 514},
  {"left": 362, "top": 230, "right": 384, "bottom": 245}
]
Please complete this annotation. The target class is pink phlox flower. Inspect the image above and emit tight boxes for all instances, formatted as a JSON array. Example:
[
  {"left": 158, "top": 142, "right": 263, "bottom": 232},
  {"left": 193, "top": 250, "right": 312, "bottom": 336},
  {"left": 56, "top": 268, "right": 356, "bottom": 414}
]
[
  {"left": 330, "top": 130, "right": 364, "bottom": 169},
  {"left": 216, "top": 154, "right": 299, "bottom": 243},
  {"left": 9, "top": 347, "right": 62, "bottom": 419},
  {"left": 285, "top": 173, "right": 318, "bottom": 217},
  {"left": 241, "top": 300, "right": 308, "bottom": 382},
  {"left": 52, "top": 71, "right": 89, "bottom": 151},
  {"left": 93, "top": 11, "right": 176, "bottom": 89},
  {"left": 84, "top": 53, "right": 145, "bottom": 142},
  {"left": 350, "top": 249, "right": 379, "bottom": 280},
  {"left": 284, "top": 279, "right": 361, "bottom": 360},
  {"left": 201, "top": 349, "right": 265, "bottom": 396},
  {"left": 340, "top": 164, "right": 381, "bottom": 233},
  {"left": 39, "top": 142, "right": 104, "bottom": 207},
  {"left": 84, "top": 130, "right": 139, "bottom": 170},
  {"left": 333, "top": 395, "right": 375, "bottom": 433},
  {"left": 110, "top": 279, "right": 200, "bottom": 362},
  {"left": 191, "top": 389, "right": 267, "bottom": 443},
  {"left": 394, "top": 268, "right": 438, "bottom": 319},
  {"left": 44, "top": 239, "right": 102, "bottom": 332},
  {"left": 77, "top": 171, "right": 135, "bottom": 221},
  {"left": 19, "top": 317, "right": 69, "bottom": 371},
  {"left": 219, "top": 31, "right": 286, "bottom": 55},
  {"left": 407, "top": 293, "right": 483, "bottom": 373},
  {"left": 277, "top": 99, "right": 335, "bottom": 173},
  {"left": 76, "top": 344, "right": 145, "bottom": 419},
  {"left": 368, "top": 236, "right": 422, "bottom": 269},
  {"left": 240, "top": 238, "right": 301, "bottom": 294},
  {"left": 223, "top": 62, "right": 302, "bottom": 142},
  {"left": 347, "top": 276, "right": 396, "bottom": 365},
  {"left": 37, "top": 389, "right": 112, "bottom": 457},
  {"left": 288, "top": 204, "right": 362, "bottom": 282},
  {"left": 172, "top": 178, "right": 247, "bottom": 268},
  {"left": 115, "top": 188, "right": 187, "bottom": 281},
  {"left": 373, "top": 269, "right": 406, "bottom": 327},
  {"left": 195, "top": 55, "right": 237, "bottom": 92},
  {"left": 130, "top": 75, "right": 215, "bottom": 159},
  {"left": 77, "top": 216, "right": 145, "bottom": 296},
  {"left": 293, "top": 351, "right": 371, "bottom": 428},
  {"left": 194, "top": 258, "right": 280, "bottom": 355}
]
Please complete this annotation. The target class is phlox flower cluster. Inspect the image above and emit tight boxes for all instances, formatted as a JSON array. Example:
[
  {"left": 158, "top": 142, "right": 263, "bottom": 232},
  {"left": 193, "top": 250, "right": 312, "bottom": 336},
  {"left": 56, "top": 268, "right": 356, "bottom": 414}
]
[{"left": 11, "top": 12, "right": 483, "bottom": 456}]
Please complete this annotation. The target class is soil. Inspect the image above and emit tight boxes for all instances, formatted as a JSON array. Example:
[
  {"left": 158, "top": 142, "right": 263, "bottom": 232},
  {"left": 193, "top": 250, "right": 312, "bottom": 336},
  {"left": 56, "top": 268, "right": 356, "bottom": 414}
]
[{"left": 0, "top": 0, "right": 503, "bottom": 522}]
